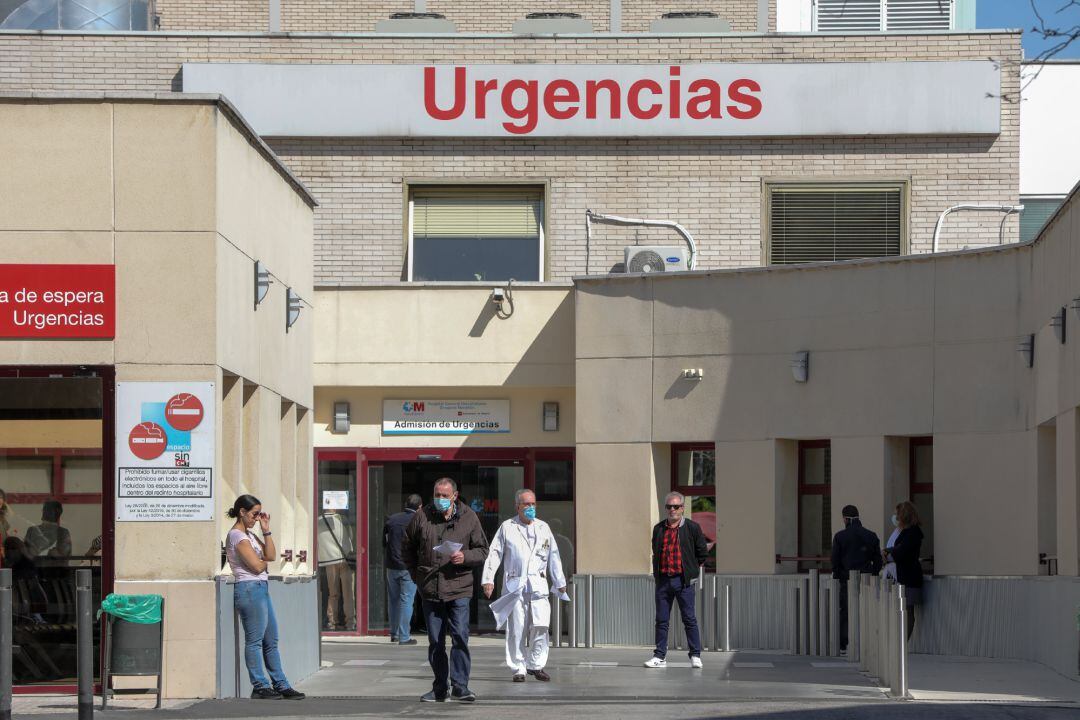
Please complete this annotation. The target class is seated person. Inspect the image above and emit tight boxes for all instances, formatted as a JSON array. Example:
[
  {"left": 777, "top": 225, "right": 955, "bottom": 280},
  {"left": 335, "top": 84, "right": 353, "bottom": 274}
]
[{"left": 24, "top": 500, "right": 72, "bottom": 559}]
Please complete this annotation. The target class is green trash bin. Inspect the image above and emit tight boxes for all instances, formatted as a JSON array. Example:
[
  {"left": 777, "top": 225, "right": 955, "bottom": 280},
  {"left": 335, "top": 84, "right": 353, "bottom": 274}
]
[{"left": 99, "top": 594, "right": 164, "bottom": 709}]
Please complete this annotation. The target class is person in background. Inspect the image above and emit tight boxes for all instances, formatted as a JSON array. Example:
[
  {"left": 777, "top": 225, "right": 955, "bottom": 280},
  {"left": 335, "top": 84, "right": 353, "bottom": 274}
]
[
  {"left": 226, "top": 494, "right": 305, "bottom": 701},
  {"left": 644, "top": 491, "right": 709, "bottom": 669},
  {"left": 0, "top": 488, "right": 12, "bottom": 540},
  {"left": 383, "top": 494, "right": 421, "bottom": 645},
  {"left": 830, "top": 505, "right": 882, "bottom": 654},
  {"left": 885, "top": 500, "right": 924, "bottom": 641},
  {"left": 318, "top": 507, "right": 356, "bottom": 631},
  {"left": 403, "top": 478, "right": 489, "bottom": 703},
  {"left": 24, "top": 500, "right": 71, "bottom": 559},
  {"left": 883, "top": 511, "right": 902, "bottom": 580}
]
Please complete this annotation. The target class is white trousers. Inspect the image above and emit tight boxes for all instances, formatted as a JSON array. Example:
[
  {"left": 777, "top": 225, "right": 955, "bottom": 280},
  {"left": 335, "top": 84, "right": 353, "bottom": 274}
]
[{"left": 505, "top": 595, "right": 549, "bottom": 674}]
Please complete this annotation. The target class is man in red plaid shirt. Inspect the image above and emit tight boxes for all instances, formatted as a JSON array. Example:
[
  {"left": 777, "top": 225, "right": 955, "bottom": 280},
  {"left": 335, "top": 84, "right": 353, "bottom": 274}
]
[{"left": 644, "top": 492, "right": 709, "bottom": 669}]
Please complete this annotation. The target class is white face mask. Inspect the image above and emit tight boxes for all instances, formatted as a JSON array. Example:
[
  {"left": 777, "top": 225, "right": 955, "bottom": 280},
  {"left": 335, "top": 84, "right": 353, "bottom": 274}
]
[{"left": 891, "top": 514, "right": 900, "bottom": 528}]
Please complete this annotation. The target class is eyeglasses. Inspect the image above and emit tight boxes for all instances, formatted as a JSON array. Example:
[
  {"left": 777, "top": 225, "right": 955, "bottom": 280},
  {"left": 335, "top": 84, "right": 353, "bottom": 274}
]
[{"left": 665, "top": 504, "right": 683, "bottom": 510}]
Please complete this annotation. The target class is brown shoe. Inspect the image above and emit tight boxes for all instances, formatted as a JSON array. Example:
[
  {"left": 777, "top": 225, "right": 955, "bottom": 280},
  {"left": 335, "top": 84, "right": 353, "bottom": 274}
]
[
  {"left": 512, "top": 674, "right": 525, "bottom": 682},
  {"left": 528, "top": 669, "right": 551, "bottom": 682}
]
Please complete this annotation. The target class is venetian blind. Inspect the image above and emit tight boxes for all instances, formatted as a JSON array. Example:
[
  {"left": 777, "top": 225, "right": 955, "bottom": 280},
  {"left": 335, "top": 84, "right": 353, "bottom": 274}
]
[
  {"left": 769, "top": 185, "right": 903, "bottom": 264},
  {"left": 412, "top": 187, "right": 543, "bottom": 239},
  {"left": 885, "top": 0, "right": 951, "bottom": 30},
  {"left": 815, "top": 0, "right": 883, "bottom": 31}
]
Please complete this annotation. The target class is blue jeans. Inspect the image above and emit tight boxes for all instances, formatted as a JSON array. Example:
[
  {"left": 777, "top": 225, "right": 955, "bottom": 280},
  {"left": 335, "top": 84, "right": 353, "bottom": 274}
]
[
  {"left": 423, "top": 598, "right": 471, "bottom": 694},
  {"left": 386, "top": 568, "right": 417, "bottom": 642},
  {"left": 234, "top": 580, "right": 290, "bottom": 691},
  {"left": 653, "top": 575, "right": 701, "bottom": 659}
]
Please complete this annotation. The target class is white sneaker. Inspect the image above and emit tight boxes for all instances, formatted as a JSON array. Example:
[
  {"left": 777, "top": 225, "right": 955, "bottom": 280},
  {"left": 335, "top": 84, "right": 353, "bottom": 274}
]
[
  {"left": 690, "top": 656, "right": 703, "bottom": 669},
  {"left": 643, "top": 657, "right": 667, "bottom": 668}
]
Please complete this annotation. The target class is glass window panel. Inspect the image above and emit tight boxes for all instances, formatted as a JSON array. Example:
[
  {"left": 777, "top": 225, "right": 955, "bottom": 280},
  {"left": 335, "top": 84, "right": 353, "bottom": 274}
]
[
  {"left": 799, "top": 495, "right": 831, "bottom": 562},
  {"left": 61, "top": 457, "right": 102, "bottom": 494},
  {"left": 689, "top": 495, "right": 716, "bottom": 571},
  {"left": 675, "top": 448, "right": 715, "bottom": 488},
  {"left": 801, "top": 447, "right": 831, "bottom": 486},
  {"left": 913, "top": 443, "right": 933, "bottom": 486},
  {"left": 0, "top": 456, "right": 52, "bottom": 494},
  {"left": 316, "top": 459, "right": 357, "bottom": 634},
  {"left": 912, "top": 492, "right": 934, "bottom": 563},
  {"left": 535, "top": 459, "right": 572, "bottom": 501},
  {"left": 412, "top": 236, "right": 539, "bottom": 282},
  {"left": 534, "top": 459, "right": 575, "bottom": 577}
]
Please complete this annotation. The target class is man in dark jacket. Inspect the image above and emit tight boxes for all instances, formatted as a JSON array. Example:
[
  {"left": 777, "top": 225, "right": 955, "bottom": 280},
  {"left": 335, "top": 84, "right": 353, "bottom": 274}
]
[
  {"left": 830, "top": 504, "right": 883, "bottom": 653},
  {"left": 383, "top": 494, "right": 421, "bottom": 644},
  {"left": 644, "top": 491, "right": 710, "bottom": 669},
  {"left": 403, "top": 478, "right": 489, "bottom": 703}
]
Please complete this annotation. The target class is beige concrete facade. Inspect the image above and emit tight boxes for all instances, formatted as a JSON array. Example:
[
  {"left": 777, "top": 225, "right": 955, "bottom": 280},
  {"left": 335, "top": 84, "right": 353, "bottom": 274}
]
[
  {"left": 574, "top": 180, "right": 1080, "bottom": 579},
  {"left": 0, "top": 31, "right": 1021, "bottom": 284},
  {"left": 0, "top": 96, "right": 316, "bottom": 697}
]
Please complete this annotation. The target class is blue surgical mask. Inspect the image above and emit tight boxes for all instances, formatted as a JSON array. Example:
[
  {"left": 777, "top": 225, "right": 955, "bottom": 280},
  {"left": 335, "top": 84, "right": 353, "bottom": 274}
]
[
  {"left": 435, "top": 497, "right": 453, "bottom": 513},
  {"left": 523, "top": 506, "right": 536, "bottom": 521},
  {"left": 891, "top": 514, "right": 899, "bottom": 528}
]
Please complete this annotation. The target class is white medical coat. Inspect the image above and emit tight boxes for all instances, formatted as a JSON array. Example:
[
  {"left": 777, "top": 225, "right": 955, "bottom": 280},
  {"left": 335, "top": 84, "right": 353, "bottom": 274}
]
[{"left": 482, "top": 517, "right": 567, "bottom": 629}]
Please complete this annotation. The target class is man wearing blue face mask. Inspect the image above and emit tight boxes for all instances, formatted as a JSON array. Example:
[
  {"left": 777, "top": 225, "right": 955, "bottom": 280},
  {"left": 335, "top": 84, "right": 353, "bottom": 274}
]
[
  {"left": 482, "top": 488, "right": 567, "bottom": 683},
  {"left": 403, "top": 478, "right": 489, "bottom": 703}
]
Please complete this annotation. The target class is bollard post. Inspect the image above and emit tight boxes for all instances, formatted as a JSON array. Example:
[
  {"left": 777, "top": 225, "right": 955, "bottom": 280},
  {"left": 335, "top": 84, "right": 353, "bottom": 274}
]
[
  {"left": 849, "top": 571, "right": 860, "bottom": 663},
  {"left": 77, "top": 568, "right": 93, "bottom": 720},
  {"left": 709, "top": 575, "right": 719, "bottom": 652},
  {"left": 722, "top": 584, "right": 732, "bottom": 652},
  {"left": 553, "top": 590, "right": 562, "bottom": 648},
  {"left": 0, "top": 569, "right": 12, "bottom": 720},
  {"left": 897, "top": 585, "right": 908, "bottom": 698},
  {"left": 828, "top": 579, "right": 841, "bottom": 657},
  {"left": 883, "top": 578, "right": 895, "bottom": 690},
  {"left": 790, "top": 585, "right": 800, "bottom": 655},
  {"left": 586, "top": 574, "right": 594, "bottom": 649},
  {"left": 568, "top": 579, "right": 578, "bottom": 648},
  {"left": 808, "top": 569, "right": 819, "bottom": 656},
  {"left": 800, "top": 576, "right": 811, "bottom": 655},
  {"left": 818, "top": 578, "right": 829, "bottom": 656}
]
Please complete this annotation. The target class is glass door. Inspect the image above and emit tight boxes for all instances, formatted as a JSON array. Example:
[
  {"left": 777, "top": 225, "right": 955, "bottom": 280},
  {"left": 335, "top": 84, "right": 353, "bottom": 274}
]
[
  {"left": 0, "top": 366, "right": 109, "bottom": 688},
  {"left": 315, "top": 452, "right": 358, "bottom": 634}
]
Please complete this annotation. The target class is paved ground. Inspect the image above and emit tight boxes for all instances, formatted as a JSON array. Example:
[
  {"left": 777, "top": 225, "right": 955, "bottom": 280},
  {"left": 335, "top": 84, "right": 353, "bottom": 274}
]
[{"left": 14, "top": 637, "right": 1080, "bottom": 719}]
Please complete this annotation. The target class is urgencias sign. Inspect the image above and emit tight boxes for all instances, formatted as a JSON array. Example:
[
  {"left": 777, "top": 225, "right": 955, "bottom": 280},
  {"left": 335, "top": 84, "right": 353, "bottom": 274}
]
[
  {"left": 182, "top": 61, "right": 1000, "bottom": 138},
  {"left": 0, "top": 264, "right": 115, "bottom": 339}
]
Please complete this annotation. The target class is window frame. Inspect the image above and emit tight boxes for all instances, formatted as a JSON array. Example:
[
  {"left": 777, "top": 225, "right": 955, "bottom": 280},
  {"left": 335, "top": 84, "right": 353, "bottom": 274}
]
[
  {"left": 0, "top": 447, "right": 104, "bottom": 506},
  {"left": 812, "top": 0, "right": 955, "bottom": 32},
  {"left": 670, "top": 442, "right": 716, "bottom": 497},
  {"left": 908, "top": 436, "right": 933, "bottom": 496},
  {"left": 405, "top": 182, "right": 548, "bottom": 282},
  {"left": 796, "top": 439, "right": 832, "bottom": 571},
  {"left": 762, "top": 179, "right": 910, "bottom": 265}
]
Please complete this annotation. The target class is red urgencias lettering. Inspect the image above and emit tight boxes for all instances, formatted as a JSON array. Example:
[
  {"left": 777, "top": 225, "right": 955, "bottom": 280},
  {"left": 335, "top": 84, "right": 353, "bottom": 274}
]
[{"left": 423, "top": 66, "right": 763, "bottom": 135}]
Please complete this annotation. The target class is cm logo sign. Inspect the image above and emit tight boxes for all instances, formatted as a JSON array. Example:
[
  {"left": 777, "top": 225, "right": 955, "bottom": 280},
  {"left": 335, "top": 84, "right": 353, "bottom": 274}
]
[{"left": 402, "top": 401, "right": 426, "bottom": 413}]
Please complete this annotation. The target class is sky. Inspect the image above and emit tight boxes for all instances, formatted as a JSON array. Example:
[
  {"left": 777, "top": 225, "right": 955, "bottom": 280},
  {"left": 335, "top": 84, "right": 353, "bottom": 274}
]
[{"left": 977, "top": 0, "right": 1080, "bottom": 59}]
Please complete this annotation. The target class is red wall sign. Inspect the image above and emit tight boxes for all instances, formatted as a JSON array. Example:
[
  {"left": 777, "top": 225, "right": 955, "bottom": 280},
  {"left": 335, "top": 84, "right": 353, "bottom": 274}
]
[{"left": 0, "top": 264, "right": 115, "bottom": 339}]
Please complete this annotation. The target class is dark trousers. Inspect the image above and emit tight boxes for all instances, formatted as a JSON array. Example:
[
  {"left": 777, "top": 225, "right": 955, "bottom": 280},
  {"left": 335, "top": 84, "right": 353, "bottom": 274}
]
[
  {"left": 838, "top": 580, "right": 849, "bottom": 650},
  {"left": 423, "top": 598, "right": 471, "bottom": 694},
  {"left": 653, "top": 574, "right": 701, "bottom": 659}
]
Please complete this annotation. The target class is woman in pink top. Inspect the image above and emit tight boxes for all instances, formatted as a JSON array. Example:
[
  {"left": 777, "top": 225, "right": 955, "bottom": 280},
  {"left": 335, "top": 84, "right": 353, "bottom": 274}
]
[{"left": 226, "top": 494, "right": 305, "bottom": 700}]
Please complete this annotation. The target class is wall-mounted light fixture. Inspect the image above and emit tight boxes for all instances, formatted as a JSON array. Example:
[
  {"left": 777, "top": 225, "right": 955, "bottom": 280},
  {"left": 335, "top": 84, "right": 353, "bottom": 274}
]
[
  {"left": 1051, "top": 307, "right": 1067, "bottom": 344},
  {"left": 543, "top": 401, "right": 559, "bottom": 432},
  {"left": 254, "top": 260, "right": 272, "bottom": 309},
  {"left": 791, "top": 351, "right": 809, "bottom": 383},
  {"left": 682, "top": 368, "right": 704, "bottom": 380},
  {"left": 1018, "top": 334, "right": 1035, "bottom": 368},
  {"left": 333, "top": 401, "right": 351, "bottom": 434},
  {"left": 286, "top": 288, "right": 302, "bottom": 331}
]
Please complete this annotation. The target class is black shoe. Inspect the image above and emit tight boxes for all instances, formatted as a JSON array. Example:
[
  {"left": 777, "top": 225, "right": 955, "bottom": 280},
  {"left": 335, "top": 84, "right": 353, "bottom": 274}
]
[
  {"left": 399, "top": 638, "right": 418, "bottom": 645},
  {"left": 528, "top": 669, "right": 551, "bottom": 682},
  {"left": 451, "top": 686, "right": 477, "bottom": 702},
  {"left": 390, "top": 635, "right": 399, "bottom": 642},
  {"left": 278, "top": 688, "right": 305, "bottom": 700},
  {"left": 421, "top": 690, "right": 447, "bottom": 702},
  {"left": 513, "top": 674, "right": 525, "bottom": 682},
  {"left": 251, "top": 687, "right": 281, "bottom": 700}
]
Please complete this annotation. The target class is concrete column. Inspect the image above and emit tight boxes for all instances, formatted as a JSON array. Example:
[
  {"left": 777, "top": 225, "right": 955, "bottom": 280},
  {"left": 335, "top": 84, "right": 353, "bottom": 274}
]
[
  {"left": 714, "top": 439, "right": 793, "bottom": 573},
  {"left": 576, "top": 442, "right": 654, "bottom": 573},
  {"left": 1056, "top": 409, "right": 1080, "bottom": 575}
]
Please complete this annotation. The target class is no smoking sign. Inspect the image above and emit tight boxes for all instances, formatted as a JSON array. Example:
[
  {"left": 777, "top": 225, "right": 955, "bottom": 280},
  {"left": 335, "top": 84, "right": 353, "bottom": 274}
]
[
  {"left": 128, "top": 422, "right": 168, "bottom": 461},
  {"left": 166, "top": 393, "right": 204, "bottom": 431}
]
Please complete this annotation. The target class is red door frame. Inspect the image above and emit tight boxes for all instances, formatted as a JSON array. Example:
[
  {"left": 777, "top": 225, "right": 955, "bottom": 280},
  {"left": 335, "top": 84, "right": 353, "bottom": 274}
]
[
  {"left": 313, "top": 446, "right": 574, "bottom": 636},
  {"left": 796, "top": 439, "right": 832, "bottom": 572},
  {"left": 0, "top": 364, "right": 115, "bottom": 694}
]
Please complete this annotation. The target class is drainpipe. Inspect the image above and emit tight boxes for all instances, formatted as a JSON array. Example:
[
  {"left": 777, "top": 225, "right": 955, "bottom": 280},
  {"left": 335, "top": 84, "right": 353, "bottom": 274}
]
[{"left": 932, "top": 204, "right": 1025, "bottom": 253}]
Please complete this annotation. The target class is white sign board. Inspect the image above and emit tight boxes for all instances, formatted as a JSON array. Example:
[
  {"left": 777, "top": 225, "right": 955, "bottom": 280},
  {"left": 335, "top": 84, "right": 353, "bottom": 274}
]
[
  {"left": 182, "top": 61, "right": 1000, "bottom": 138},
  {"left": 383, "top": 399, "right": 510, "bottom": 435},
  {"left": 322, "top": 491, "right": 350, "bottom": 511},
  {"left": 116, "top": 382, "right": 215, "bottom": 521}
]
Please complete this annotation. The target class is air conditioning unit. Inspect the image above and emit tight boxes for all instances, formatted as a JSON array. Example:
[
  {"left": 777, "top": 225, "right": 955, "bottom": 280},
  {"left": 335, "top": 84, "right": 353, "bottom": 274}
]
[{"left": 624, "top": 246, "right": 689, "bottom": 273}]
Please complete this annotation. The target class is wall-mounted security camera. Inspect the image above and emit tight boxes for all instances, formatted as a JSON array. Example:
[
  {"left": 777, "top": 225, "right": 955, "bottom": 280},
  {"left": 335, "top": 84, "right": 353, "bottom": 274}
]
[{"left": 491, "top": 287, "right": 505, "bottom": 307}]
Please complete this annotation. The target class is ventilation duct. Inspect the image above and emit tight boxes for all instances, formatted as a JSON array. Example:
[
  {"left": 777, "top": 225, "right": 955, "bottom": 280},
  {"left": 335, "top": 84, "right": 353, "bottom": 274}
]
[
  {"left": 513, "top": 11, "right": 593, "bottom": 33},
  {"left": 650, "top": 10, "right": 732, "bottom": 34},
  {"left": 375, "top": 11, "right": 456, "bottom": 33}
]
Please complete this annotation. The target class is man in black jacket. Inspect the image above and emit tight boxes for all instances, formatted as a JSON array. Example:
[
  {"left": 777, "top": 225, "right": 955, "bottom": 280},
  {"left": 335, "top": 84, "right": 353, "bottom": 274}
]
[
  {"left": 830, "top": 505, "right": 883, "bottom": 653},
  {"left": 644, "top": 491, "right": 710, "bottom": 669},
  {"left": 383, "top": 494, "right": 422, "bottom": 644}
]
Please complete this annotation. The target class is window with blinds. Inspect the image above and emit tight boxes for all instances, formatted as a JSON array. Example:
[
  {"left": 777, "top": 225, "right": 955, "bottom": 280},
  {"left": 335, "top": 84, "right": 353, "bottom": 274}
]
[
  {"left": 814, "top": 0, "right": 952, "bottom": 32},
  {"left": 409, "top": 186, "right": 543, "bottom": 282},
  {"left": 767, "top": 184, "right": 905, "bottom": 265}
]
